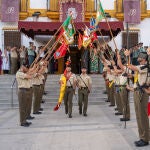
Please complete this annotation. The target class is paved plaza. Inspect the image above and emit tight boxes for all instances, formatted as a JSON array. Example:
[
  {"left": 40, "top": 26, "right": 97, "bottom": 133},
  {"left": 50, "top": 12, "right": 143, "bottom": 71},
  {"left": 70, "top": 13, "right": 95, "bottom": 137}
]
[{"left": 0, "top": 100, "right": 150, "bottom": 150}]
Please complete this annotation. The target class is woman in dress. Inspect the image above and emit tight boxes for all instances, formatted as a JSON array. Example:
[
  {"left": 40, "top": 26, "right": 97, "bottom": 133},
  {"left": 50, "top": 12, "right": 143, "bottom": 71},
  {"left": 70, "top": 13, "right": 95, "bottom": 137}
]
[
  {"left": 90, "top": 47, "right": 99, "bottom": 74},
  {"left": 2, "top": 48, "right": 10, "bottom": 74}
]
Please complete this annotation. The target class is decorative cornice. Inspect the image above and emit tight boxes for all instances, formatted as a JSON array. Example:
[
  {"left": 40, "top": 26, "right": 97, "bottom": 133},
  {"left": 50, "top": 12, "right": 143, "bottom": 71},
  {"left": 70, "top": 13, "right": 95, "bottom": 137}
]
[
  {"left": 19, "top": 0, "right": 150, "bottom": 21},
  {"left": 2, "top": 27, "right": 18, "bottom": 30}
]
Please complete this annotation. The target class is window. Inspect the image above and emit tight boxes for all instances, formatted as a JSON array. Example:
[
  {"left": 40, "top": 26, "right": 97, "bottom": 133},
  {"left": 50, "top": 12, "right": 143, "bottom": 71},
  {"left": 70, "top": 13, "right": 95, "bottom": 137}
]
[{"left": 4, "top": 31, "right": 21, "bottom": 47}]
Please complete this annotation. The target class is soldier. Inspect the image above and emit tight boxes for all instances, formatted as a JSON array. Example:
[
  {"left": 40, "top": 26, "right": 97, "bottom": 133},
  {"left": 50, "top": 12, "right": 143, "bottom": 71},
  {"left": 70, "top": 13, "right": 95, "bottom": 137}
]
[
  {"left": 103, "top": 59, "right": 112, "bottom": 104},
  {"left": 43, "top": 61, "right": 48, "bottom": 95},
  {"left": 37, "top": 63, "right": 45, "bottom": 111},
  {"left": 126, "top": 51, "right": 149, "bottom": 147},
  {"left": 107, "top": 66, "right": 115, "bottom": 107},
  {"left": 116, "top": 52, "right": 130, "bottom": 121},
  {"left": 16, "top": 63, "right": 32, "bottom": 127},
  {"left": 114, "top": 68, "right": 123, "bottom": 116},
  {"left": 32, "top": 65, "right": 42, "bottom": 114},
  {"left": 77, "top": 66, "right": 92, "bottom": 116},
  {"left": 59, "top": 64, "right": 76, "bottom": 118}
]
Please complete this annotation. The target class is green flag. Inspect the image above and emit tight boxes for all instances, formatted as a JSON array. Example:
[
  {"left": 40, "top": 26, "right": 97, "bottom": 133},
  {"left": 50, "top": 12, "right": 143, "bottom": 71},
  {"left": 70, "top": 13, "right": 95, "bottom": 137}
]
[
  {"left": 96, "top": 0, "right": 105, "bottom": 26},
  {"left": 63, "top": 15, "right": 75, "bottom": 37}
]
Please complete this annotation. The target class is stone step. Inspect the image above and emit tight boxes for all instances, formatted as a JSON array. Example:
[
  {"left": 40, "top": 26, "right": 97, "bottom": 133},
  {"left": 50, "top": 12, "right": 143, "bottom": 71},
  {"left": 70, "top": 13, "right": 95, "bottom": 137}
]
[{"left": 0, "top": 74, "right": 107, "bottom": 109}]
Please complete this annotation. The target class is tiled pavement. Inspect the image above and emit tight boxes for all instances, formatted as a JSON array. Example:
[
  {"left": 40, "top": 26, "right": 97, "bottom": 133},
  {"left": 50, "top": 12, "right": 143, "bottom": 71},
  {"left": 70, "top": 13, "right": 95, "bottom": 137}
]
[{"left": 0, "top": 102, "right": 150, "bottom": 150}]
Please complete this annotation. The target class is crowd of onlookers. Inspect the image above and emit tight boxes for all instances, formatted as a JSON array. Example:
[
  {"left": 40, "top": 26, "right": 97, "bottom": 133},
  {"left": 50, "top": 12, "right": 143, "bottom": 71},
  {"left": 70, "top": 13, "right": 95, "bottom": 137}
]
[
  {"left": 0, "top": 42, "right": 46, "bottom": 75},
  {"left": 0, "top": 42, "right": 148, "bottom": 75}
]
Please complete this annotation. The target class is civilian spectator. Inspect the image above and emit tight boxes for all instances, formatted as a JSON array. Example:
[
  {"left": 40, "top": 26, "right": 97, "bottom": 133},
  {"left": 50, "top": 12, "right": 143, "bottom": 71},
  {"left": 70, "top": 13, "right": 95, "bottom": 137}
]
[
  {"left": 10, "top": 46, "right": 18, "bottom": 74},
  {"left": 27, "top": 42, "right": 36, "bottom": 66},
  {"left": 2, "top": 47, "right": 10, "bottom": 74},
  {"left": 19, "top": 46, "right": 27, "bottom": 66}
]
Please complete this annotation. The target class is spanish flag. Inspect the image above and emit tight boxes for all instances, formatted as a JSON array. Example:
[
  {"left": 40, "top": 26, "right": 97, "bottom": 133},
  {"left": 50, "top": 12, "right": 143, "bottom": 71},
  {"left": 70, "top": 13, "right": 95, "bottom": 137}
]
[{"left": 54, "top": 42, "right": 68, "bottom": 59}]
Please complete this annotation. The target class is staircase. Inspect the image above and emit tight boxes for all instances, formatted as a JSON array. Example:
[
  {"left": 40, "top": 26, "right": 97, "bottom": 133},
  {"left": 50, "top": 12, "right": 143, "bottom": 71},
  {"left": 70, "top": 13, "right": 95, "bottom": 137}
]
[{"left": 0, "top": 74, "right": 107, "bottom": 109}]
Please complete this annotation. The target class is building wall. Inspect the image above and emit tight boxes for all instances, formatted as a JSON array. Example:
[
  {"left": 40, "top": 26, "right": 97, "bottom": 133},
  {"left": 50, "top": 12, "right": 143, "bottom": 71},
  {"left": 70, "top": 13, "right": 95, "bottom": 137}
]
[
  {"left": 30, "top": 0, "right": 47, "bottom": 9},
  {"left": 100, "top": 0, "right": 115, "bottom": 10}
]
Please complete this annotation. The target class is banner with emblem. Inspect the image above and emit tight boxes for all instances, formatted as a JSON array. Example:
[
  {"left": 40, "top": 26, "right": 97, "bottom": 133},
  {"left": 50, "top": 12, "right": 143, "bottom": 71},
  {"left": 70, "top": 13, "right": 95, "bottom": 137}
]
[
  {"left": 123, "top": 0, "right": 141, "bottom": 24},
  {"left": 59, "top": 1, "right": 84, "bottom": 22},
  {"left": 1, "top": 0, "right": 19, "bottom": 22}
]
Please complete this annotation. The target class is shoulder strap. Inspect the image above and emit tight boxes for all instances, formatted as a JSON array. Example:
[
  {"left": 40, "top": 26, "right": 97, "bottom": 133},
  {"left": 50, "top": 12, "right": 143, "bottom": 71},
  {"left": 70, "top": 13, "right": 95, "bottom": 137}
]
[{"left": 79, "top": 75, "right": 88, "bottom": 89}]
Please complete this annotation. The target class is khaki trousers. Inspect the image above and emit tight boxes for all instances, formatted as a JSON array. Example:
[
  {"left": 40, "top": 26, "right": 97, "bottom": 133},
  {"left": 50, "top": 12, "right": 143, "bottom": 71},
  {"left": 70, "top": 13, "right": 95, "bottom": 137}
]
[
  {"left": 18, "top": 88, "right": 30, "bottom": 124},
  {"left": 115, "top": 86, "right": 123, "bottom": 113},
  {"left": 119, "top": 87, "right": 130, "bottom": 119},
  {"left": 134, "top": 90, "right": 149, "bottom": 142},
  {"left": 64, "top": 87, "right": 74, "bottom": 115},
  {"left": 33, "top": 85, "right": 41, "bottom": 113},
  {"left": 26, "top": 88, "right": 33, "bottom": 118},
  {"left": 40, "top": 84, "right": 44, "bottom": 102},
  {"left": 109, "top": 83, "right": 115, "bottom": 105},
  {"left": 106, "top": 85, "right": 110, "bottom": 101},
  {"left": 78, "top": 88, "right": 89, "bottom": 114}
]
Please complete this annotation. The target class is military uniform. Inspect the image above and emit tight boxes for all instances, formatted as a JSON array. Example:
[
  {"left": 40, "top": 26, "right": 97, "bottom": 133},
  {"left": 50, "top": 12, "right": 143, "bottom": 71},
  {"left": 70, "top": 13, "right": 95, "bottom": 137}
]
[
  {"left": 77, "top": 74, "right": 92, "bottom": 116},
  {"left": 32, "top": 74, "right": 42, "bottom": 114},
  {"left": 61, "top": 73, "right": 76, "bottom": 118},
  {"left": 102, "top": 66, "right": 109, "bottom": 102},
  {"left": 43, "top": 67, "right": 48, "bottom": 94},
  {"left": 133, "top": 65, "right": 149, "bottom": 143},
  {"left": 38, "top": 74, "right": 45, "bottom": 106},
  {"left": 107, "top": 70, "right": 115, "bottom": 106},
  {"left": 114, "top": 74, "right": 123, "bottom": 114},
  {"left": 118, "top": 67, "right": 130, "bottom": 121},
  {"left": 16, "top": 70, "right": 32, "bottom": 126},
  {"left": 26, "top": 78, "right": 33, "bottom": 119}
]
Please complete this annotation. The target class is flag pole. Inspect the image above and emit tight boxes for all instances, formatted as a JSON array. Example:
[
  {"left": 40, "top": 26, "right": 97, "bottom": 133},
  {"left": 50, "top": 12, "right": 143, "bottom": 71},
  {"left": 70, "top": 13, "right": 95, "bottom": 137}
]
[
  {"left": 97, "top": 28, "right": 113, "bottom": 59},
  {"left": 104, "top": 17, "right": 118, "bottom": 50},
  {"left": 99, "top": 0, "right": 118, "bottom": 50},
  {"left": 124, "top": 22, "right": 130, "bottom": 129},
  {"left": 30, "top": 24, "right": 63, "bottom": 67}
]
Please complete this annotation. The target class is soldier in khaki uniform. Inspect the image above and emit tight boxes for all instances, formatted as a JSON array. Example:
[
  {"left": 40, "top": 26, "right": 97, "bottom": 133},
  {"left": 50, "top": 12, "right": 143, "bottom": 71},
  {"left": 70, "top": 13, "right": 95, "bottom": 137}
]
[
  {"left": 26, "top": 65, "right": 38, "bottom": 120},
  {"left": 114, "top": 71, "right": 123, "bottom": 115},
  {"left": 59, "top": 64, "right": 76, "bottom": 118},
  {"left": 103, "top": 67, "right": 110, "bottom": 102},
  {"left": 43, "top": 61, "right": 48, "bottom": 95},
  {"left": 32, "top": 65, "right": 43, "bottom": 114},
  {"left": 126, "top": 51, "right": 149, "bottom": 147},
  {"left": 77, "top": 66, "right": 92, "bottom": 116},
  {"left": 38, "top": 66, "right": 45, "bottom": 104},
  {"left": 116, "top": 52, "right": 131, "bottom": 121},
  {"left": 107, "top": 67, "right": 115, "bottom": 107},
  {"left": 16, "top": 63, "right": 32, "bottom": 127}
]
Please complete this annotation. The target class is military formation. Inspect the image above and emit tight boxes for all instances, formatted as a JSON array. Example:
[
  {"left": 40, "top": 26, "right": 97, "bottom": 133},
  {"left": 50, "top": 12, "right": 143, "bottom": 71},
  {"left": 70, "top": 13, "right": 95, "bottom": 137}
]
[
  {"left": 102, "top": 44, "right": 150, "bottom": 147},
  {"left": 16, "top": 61, "right": 48, "bottom": 127},
  {"left": 16, "top": 42, "right": 150, "bottom": 147},
  {"left": 16, "top": 59, "right": 92, "bottom": 125}
]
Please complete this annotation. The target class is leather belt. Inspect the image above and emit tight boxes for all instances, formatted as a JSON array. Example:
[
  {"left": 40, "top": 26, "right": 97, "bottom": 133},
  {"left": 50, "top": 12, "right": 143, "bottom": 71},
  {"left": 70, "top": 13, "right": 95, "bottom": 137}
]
[
  {"left": 115, "top": 85, "right": 126, "bottom": 87},
  {"left": 80, "top": 87, "right": 88, "bottom": 90},
  {"left": 19, "top": 88, "right": 31, "bottom": 91},
  {"left": 33, "top": 85, "right": 40, "bottom": 86},
  {"left": 66, "top": 86, "right": 73, "bottom": 88}
]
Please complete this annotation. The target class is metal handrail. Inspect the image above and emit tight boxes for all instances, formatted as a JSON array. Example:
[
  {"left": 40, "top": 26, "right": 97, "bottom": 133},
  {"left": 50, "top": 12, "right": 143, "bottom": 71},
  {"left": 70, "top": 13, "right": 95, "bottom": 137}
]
[{"left": 11, "top": 78, "right": 16, "bottom": 108}]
